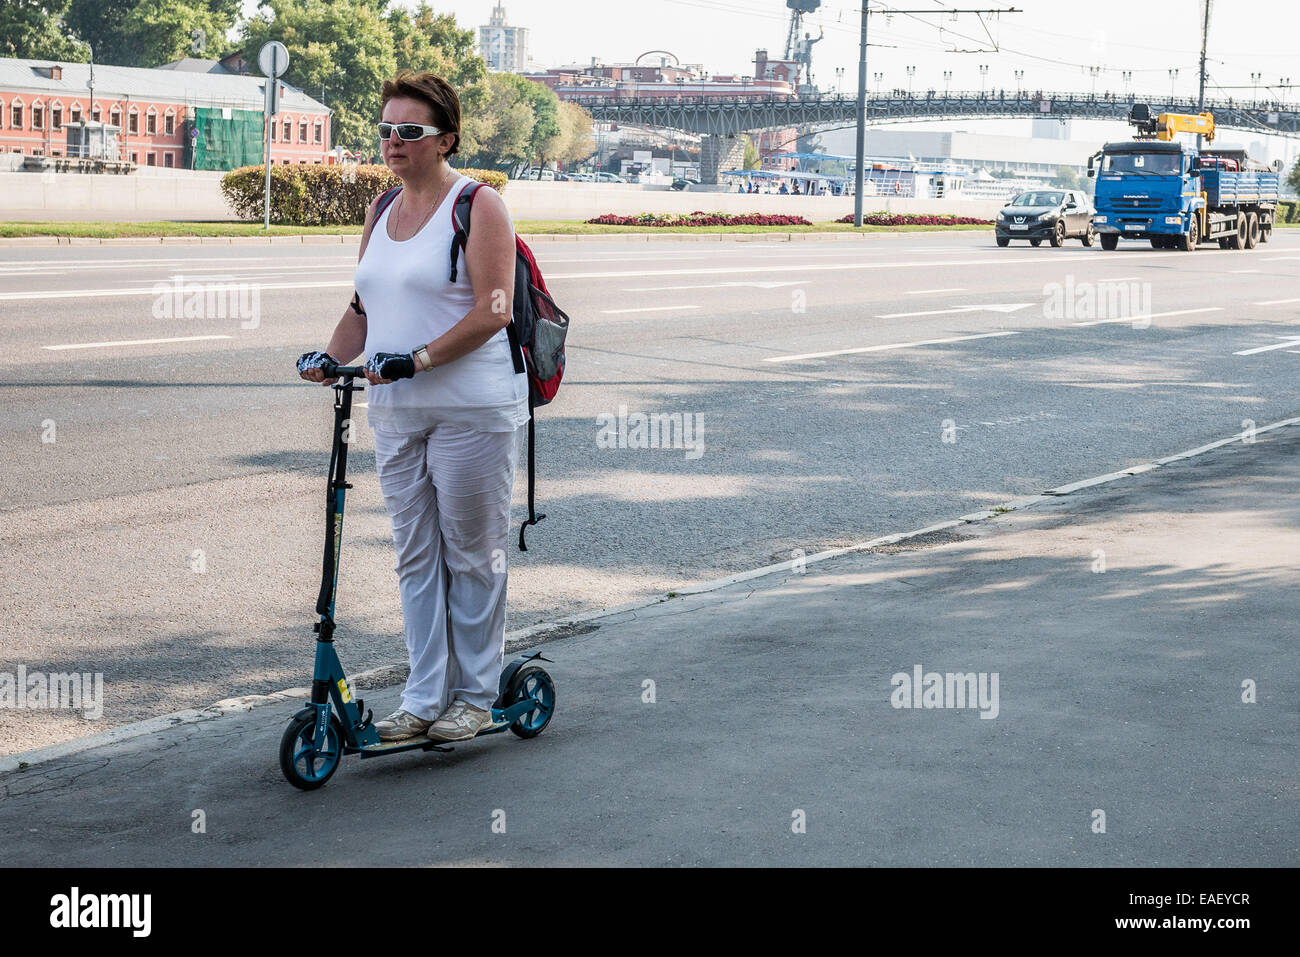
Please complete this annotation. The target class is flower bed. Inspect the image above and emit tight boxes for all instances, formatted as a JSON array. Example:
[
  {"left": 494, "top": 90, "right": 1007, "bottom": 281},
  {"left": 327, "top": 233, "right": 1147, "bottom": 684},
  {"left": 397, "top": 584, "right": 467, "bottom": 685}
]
[
  {"left": 586, "top": 211, "right": 814, "bottom": 227},
  {"left": 835, "top": 212, "right": 992, "bottom": 226}
]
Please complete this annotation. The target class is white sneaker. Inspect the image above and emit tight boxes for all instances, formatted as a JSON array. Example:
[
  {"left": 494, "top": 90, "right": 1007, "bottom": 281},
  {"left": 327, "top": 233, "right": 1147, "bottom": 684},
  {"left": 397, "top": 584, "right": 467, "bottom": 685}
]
[{"left": 426, "top": 699, "right": 492, "bottom": 742}]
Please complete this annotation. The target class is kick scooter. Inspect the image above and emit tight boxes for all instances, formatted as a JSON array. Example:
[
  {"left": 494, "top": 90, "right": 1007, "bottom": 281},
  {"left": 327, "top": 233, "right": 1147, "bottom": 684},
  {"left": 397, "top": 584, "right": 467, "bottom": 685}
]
[{"left": 279, "top": 365, "right": 556, "bottom": 790}]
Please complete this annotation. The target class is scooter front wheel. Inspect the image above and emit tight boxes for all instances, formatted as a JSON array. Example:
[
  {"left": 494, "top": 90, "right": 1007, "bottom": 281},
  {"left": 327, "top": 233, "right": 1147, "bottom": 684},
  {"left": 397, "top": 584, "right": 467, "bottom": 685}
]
[
  {"left": 508, "top": 665, "right": 556, "bottom": 739},
  {"left": 279, "top": 713, "right": 344, "bottom": 790}
]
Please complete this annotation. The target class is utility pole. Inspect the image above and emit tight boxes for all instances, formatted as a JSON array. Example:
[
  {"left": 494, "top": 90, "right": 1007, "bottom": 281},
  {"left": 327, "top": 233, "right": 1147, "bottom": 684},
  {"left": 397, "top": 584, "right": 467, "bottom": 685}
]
[
  {"left": 852, "top": 4, "right": 1020, "bottom": 228},
  {"left": 1196, "top": 0, "right": 1212, "bottom": 148}
]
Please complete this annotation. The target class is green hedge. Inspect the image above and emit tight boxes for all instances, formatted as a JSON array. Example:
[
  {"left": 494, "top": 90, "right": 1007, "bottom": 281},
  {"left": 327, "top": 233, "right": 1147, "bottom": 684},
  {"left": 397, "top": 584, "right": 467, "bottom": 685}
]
[
  {"left": 1279, "top": 200, "right": 1298, "bottom": 224},
  {"left": 219, "top": 164, "right": 508, "bottom": 226}
]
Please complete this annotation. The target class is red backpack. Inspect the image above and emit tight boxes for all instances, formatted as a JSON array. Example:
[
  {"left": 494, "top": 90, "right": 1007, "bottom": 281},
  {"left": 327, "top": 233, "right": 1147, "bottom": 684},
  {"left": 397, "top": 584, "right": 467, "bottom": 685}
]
[{"left": 373, "top": 182, "right": 570, "bottom": 549}]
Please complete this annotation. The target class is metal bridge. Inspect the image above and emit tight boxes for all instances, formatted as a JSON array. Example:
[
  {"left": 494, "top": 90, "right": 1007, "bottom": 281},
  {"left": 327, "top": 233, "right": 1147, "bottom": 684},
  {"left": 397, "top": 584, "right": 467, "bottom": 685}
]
[{"left": 570, "top": 89, "right": 1300, "bottom": 139}]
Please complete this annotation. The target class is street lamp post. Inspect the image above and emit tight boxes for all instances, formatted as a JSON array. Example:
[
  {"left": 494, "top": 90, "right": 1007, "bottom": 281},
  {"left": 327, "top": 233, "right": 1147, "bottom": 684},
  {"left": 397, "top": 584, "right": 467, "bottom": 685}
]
[
  {"left": 943, "top": 70, "right": 952, "bottom": 95},
  {"left": 978, "top": 63, "right": 989, "bottom": 94},
  {"left": 1013, "top": 69, "right": 1023, "bottom": 94},
  {"left": 1168, "top": 68, "right": 1179, "bottom": 102},
  {"left": 906, "top": 65, "right": 915, "bottom": 95},
  {"left": 873, "top": 71, "right": 883, "bottom": 95},
  {"left": 1088, "top": 65, "right": 1100, "bottom": 96},
  {"left": 1250, "top": 72, "right": 1260, "bottom": 101},
  {"left": 835, "top": 66, "right": 844, "bottom": 94},
  {"left": 1122, "top": 70, "right": 1132, "bottom": 96}
]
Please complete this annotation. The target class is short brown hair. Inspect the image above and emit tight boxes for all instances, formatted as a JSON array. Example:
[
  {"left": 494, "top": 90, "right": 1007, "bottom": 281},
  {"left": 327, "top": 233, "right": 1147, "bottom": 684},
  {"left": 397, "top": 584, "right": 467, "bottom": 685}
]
[{"left": 381, "top": 70, "right": 461, "bottom": 156}]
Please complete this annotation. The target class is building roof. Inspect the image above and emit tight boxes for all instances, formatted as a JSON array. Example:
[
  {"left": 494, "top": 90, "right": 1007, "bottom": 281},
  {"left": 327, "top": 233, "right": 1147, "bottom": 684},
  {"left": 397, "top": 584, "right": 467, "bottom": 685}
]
[
  {"left": 155, "top": 58, "right": 238, "bottom": 75},
  {"left": 0, "top": 56, "right": 327, "bottom": 114}
]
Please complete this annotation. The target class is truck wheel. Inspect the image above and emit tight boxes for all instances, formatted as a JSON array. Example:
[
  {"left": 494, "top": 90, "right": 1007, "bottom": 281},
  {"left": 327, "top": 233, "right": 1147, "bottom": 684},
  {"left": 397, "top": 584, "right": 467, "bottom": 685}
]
[
  {"left": 1048, "top": 220, "right": 1066, "bottom": 247},
  {"left": 1227, "top": 214, "right": 1246, "bottom": 250},
  {"left": 1100, "top": 234, "right": 1118, "bottom": 250},
  {"left": 1177, "top": 216, "right": 1199, "bottom": 251},
  {"left": 1260, "top": 225, "right": 1271, "bottom": 244},
  {"left": 1245, "top": 212, "right": 1260, "bottom": 249}
]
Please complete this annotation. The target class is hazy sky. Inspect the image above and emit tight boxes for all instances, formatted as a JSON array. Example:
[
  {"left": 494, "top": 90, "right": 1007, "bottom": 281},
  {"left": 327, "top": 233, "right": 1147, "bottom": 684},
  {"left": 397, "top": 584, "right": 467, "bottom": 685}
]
[{"left": 236, "top": 1, "right": 1299, "bottom": 161}]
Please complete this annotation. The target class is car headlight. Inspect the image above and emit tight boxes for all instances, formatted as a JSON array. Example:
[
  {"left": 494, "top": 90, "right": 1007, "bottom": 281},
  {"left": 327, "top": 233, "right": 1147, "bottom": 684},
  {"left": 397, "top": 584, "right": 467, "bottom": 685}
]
[
  {"left": 1039, "top": 212, "right": 1055, "bottom": 221},
  {"left": 1094, "top": 215, "right": 1107, "bottom": 223}
]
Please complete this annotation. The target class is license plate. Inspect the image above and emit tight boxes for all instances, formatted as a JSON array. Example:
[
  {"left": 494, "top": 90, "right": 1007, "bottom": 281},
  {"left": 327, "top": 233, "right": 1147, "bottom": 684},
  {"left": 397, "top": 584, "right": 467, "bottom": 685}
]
[
  {"left": 1009, "top": 224, "right": 1028, "bottom": 231},
  {"left": 1123, "top": 224, "right": 1143, "bottom": 231}
]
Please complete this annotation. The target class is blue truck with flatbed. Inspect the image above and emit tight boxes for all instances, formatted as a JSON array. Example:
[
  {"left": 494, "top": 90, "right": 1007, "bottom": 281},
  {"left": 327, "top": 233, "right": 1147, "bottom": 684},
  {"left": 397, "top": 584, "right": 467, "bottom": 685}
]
[{"left": 1088, "top": 104, "right": 1282, "bottom": 251}]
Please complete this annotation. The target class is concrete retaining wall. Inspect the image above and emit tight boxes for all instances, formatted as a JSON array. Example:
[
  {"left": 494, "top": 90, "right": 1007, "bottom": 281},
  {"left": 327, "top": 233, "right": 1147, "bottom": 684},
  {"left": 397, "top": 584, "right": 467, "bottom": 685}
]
[{"left": 0, "top": 170, "right": 1004, "bottom": 223}]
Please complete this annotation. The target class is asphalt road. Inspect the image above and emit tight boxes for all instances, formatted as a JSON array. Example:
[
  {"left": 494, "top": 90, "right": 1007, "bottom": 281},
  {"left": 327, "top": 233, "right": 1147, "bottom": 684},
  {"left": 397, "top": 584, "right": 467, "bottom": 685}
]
[{"left": 2, "top": 229, "right": 1298, "bottom": 753}]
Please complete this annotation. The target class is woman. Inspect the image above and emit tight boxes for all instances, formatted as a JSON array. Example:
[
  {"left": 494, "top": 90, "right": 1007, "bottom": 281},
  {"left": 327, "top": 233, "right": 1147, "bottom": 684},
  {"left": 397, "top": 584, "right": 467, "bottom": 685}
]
[{"left": 297, "top": 70, "right": 528, "bottom": 743}]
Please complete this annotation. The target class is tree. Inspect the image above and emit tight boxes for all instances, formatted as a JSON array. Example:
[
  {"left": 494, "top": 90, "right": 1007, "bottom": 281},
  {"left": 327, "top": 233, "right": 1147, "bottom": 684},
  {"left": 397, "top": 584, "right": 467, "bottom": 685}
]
[
  {"left": 548, "top": 100, "right": 595, "bottom": 166},
  {"left": 461, "top": 72, "right": 534, "bottom": 169},
  {"left": 64, "top": 0, "right": 241, "bottom": 66},
  {"left": 1052, "top": 164, "right": 1081, "bottom": 190},
  {"left": 742, "top": 134, "right": 760, "bottom": 170},
  {"left": 0, "top": 0, "right": 90, "bottom": 60},
  {"left": 1288, "top": 156, "right": 1300, "bottom": 195},
  {"left": 241, "top": 0, "right": 397, "bottom": 154}
]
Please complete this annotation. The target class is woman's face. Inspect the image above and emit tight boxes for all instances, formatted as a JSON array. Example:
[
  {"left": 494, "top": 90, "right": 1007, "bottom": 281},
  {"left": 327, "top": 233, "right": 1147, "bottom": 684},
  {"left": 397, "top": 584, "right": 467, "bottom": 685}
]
[{"left": 380, "top": 96, "right": 455, "bottom": 175}]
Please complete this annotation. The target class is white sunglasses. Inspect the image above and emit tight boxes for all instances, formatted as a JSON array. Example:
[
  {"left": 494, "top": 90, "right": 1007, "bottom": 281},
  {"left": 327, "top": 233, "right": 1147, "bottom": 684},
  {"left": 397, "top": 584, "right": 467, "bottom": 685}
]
[{"left": 377, "top": 122, "right": 443, "bottom": 142}]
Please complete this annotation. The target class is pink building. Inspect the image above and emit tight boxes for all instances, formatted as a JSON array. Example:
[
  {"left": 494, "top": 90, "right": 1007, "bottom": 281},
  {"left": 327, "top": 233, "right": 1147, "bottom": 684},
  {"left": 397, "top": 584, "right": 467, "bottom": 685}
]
[{"left": 0, "top": 56, "right": 331, "bottom": 168}]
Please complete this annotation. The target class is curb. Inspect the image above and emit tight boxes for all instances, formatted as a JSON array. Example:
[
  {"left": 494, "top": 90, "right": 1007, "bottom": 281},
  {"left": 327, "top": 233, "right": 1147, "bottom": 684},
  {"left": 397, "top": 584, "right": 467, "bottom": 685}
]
[{"left": 3, "top": 415, "right": 1296, "bottom": 775}]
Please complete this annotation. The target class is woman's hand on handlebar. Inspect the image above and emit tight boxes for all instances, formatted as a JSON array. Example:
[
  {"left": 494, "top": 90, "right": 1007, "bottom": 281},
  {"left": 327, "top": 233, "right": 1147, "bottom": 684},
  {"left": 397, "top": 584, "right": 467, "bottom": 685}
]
[{"left": 297, "top": 351, "right": 340, "bottom": 386}]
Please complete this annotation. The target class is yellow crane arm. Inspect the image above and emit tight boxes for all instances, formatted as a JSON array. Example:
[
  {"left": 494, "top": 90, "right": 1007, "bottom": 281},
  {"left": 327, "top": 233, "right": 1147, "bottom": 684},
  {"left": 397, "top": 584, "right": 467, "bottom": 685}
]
[{"left": 1156, "top": 112, "right": 1215, "bottom": 143}]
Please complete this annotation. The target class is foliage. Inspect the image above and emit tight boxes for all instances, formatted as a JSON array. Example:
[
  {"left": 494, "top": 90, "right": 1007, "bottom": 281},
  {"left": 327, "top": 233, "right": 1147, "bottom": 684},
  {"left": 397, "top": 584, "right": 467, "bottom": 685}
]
[
  {"left": 587, "top": 212, "right": 814, "bottom": 227},
  {"left": 835, "top": 212, "right": 993, "bottom": 225},
  {"left": 220, "top": 162, "right": 505, "bottom": 225},
  {"left": 63, "top": 0, "right": 240, "bottom": 66},
  {"left": 0, "top": 0, "right": 90, "bottom": 60},
  {"left": 742, "top": 135, "right": 760, "bottom": 170}
]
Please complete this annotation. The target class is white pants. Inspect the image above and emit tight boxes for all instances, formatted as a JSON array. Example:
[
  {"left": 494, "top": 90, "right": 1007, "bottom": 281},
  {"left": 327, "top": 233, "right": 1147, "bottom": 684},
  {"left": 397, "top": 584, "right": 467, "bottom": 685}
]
[{"left": 371, "top": 422, "right": 523, "bottom": 719}]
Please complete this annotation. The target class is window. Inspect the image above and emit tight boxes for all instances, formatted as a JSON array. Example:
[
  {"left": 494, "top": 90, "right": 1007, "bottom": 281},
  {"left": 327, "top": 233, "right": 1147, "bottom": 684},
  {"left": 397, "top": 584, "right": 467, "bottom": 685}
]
[
  {"left": 129, "top": 112, "right": 138, "bottom": 134},
  {"left": 146, "top": 112, "right": 156, "bottom": 134},
  {"left": 110, "top": 110, "right": 120, "bottom": 128},
  {"left": 52, "top": 108, "right": 62, "bottom": 130},
  {"left": 299, "top": 120, "right": 307, "bottom": 142},
  {"left": 270, "top": 122, "right": 276, "bottom": 142},
  {"left": 164, "top": 152, "right": 173, "bottom": 168},
  {"left": 91, "top": 105, "right": 101, "bottom": 121},
  {"left": 130, "top": 152, "right": 137, "bottom": 163},
  {"left": 11, "top": 104, "right": 22, "bottom": 128},
  {"left": 146, "top": 152, "right": 155, "bottom": 166},
  {"left": 33, "top": 106, "right": 43, "bottom": 129},
  {"left": 282, "top": 119, "right": 291, "bottom": 141},
  {"left": 71, "top": 105, "right": 81, "bottom": 123},
  {"left": 164, "top": 114, "right": 174, "bottom": 135},
  {"left": 313, "top": 123, "right": 322, "bottom": 144}
]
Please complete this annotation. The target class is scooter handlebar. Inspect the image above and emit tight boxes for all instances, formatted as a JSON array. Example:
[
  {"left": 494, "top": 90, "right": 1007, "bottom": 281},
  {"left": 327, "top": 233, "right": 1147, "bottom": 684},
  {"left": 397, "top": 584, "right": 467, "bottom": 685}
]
[{"left": 324, "top": 362, "right": 366, "bottom": 379}]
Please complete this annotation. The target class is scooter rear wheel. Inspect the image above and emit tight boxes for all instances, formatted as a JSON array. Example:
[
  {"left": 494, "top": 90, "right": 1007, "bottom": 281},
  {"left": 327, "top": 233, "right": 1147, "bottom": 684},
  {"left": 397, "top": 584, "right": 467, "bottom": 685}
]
[
  {"left": 279, "top": 713, "right": 344, "bottom": 790},
  {"left": 508, "top": 665, "right": 556, "bottom": 739}
]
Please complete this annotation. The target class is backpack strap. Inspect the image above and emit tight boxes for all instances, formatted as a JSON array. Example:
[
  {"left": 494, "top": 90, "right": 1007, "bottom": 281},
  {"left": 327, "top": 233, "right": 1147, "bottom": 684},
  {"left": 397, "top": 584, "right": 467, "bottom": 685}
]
[
  {"left": 449, "top": 181, "right": 482, "bottom": 283},
  {"left": 372, "top": 186, "right": 402, "bottom": 224},
  {"left": 517, "top": 391, "right": 545, "bottom": 551}
]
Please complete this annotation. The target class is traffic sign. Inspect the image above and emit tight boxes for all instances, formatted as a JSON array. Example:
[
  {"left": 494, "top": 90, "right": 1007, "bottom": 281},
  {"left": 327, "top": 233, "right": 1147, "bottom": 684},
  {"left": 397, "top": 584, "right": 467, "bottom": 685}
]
[{"left": 258, "top": 41, "right": 289, "bottom": 79}]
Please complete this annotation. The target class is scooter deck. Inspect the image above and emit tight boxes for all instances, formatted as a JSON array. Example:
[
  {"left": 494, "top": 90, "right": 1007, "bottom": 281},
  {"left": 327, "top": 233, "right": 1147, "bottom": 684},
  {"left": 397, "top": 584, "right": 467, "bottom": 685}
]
[{"left": 354, "top": 720, "right": 511, "bottom": 756}]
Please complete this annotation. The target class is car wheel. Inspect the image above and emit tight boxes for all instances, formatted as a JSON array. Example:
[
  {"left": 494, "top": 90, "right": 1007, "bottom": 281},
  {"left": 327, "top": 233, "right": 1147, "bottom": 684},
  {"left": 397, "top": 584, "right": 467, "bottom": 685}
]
[
  {"left": 1049, "top": 220, "right": 1066, "bottom": 247},
  {"left": 996, "top": 236, "right": 1010, "bottom": 247},
  {"left": 1082, "top": 224, "right": 1096, "bottom": 246},
  {"left": 1030, "top": 239, "right": 1042, "bottom": 247}
]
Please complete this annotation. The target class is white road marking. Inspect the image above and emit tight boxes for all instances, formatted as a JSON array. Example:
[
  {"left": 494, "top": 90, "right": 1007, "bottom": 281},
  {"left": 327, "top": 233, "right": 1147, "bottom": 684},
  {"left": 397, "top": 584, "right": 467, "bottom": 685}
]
[
  {"left": 545, "top": 251, "right": 1176, "bottom": 282},
  {"left": 1230, "top": 269, "right": 1262, "bottom": 274},
  {"left": 765, "top": 331, "right": 1019, "bottom": 362},
  {"left": 622, "top": 281, "right": 806, "bottom": 291},
  {"left": 905, "top": 287, "right": 966, "bottom": 294},
  {"left": 1096, "top": 277, "right": 1142, "bottom": 282},
  {"left": 1071, "top": 306, "right": 1223, "bottom": 326},
  {"left": 877, "top": 303, "right": 1034, "bottom": 318},
  {"left": 0, "top": 256, "right": 354, "bottom": 272},
  {"left": 600, "top": 304, "right": 700, "bottom": 315},
  {"left": 1253, "top": 297, "right": 1300, "bottom": 306},
  {"left": 1233, "top": 336, "right": 1300, "bottom": 356},
  {"left": 1260, "top": 255, "right": 1300, "bottom": 261},
  {"left": 43, "top": 334, "right": 233, "bottom": 351},
  {"left": 0, "top": 280, "right": 353, "bottom": 301}
]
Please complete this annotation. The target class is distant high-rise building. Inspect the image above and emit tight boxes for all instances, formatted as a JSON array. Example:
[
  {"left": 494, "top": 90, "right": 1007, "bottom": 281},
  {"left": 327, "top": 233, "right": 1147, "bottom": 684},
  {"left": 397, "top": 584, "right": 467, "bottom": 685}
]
[
  {"left": 1032, "top": 117, "right": 1072, "bottom": 140},
  {"left": 479, "top": 3, "right": 529, "bottom": 74}
]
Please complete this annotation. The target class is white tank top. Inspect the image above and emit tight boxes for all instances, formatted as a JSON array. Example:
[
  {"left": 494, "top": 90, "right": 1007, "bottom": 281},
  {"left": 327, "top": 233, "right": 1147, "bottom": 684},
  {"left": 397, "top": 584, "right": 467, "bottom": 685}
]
[{"left": 354, "top": 174, "right": 529, "bottom": 433}]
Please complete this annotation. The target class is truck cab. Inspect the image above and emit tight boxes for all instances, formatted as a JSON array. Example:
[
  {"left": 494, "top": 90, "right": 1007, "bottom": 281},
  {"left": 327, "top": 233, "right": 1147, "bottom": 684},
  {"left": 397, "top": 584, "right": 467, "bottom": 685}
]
[{"left": 1090, "top": 140, "right": 1200, "bottom": 250}]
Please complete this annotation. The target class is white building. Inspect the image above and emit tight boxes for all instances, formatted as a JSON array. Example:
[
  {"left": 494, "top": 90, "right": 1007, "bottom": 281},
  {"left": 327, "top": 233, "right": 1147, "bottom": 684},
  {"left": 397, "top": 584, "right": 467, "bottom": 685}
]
[
  {"left": 479, "top": 4, "right": 529, "bottom": 74},
  {"left": 820, "top": 126, "right": 1096, "bottom": 180}
]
